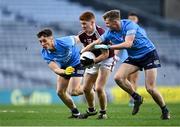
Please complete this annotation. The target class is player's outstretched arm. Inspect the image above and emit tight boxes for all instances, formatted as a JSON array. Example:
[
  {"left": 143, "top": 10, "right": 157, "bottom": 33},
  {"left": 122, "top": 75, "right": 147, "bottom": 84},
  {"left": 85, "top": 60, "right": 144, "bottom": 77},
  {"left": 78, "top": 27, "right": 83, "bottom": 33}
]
[{"left": 81, "top": 38, "right": 102, "bottom": 53}]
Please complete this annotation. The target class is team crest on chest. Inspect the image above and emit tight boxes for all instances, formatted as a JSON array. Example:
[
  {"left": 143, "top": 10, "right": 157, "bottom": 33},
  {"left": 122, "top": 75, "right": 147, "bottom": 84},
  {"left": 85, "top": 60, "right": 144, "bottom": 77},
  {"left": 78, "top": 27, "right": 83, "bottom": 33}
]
[{"left": 87, "top": 38, "right": 92, "bottom": 44}]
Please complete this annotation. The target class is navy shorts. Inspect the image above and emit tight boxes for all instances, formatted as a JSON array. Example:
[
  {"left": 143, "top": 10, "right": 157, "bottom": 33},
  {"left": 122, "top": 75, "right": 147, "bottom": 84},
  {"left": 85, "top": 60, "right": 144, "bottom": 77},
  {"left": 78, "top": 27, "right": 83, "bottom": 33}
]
[
  {"left": 124, "top": 50, "right": 161, "bottom": 71},
  {"left": 60, "top": 64, "right": 85, "bottom": 79}
]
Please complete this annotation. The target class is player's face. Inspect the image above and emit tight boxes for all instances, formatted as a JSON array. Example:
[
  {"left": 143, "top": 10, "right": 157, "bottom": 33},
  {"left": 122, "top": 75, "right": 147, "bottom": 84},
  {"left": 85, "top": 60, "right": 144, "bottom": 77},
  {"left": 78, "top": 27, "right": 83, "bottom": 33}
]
[
  {"left": 80, "top": 20, "right": 94, "bottom": 33},
  {"left": 104, "top": 18, "right": 120, "bottom": 31},
  {"left": 128, "top": 16, "right": 138, "bottom": 23},
  {"left": 38, "top": 36, "right": 53, "bottom": 49}
]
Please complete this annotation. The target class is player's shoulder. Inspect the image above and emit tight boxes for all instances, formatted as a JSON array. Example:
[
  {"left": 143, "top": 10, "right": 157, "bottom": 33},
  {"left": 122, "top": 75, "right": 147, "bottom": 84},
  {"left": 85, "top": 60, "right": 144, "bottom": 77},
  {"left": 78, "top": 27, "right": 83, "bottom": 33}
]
[
  {"left": 54, "top": 37, "right": 62, "bottom": 48},
  {"left": 101, "top": 28, "right": 112, "bottom": 38},
  {"left": 56, "top": 36, "right": 72, "bottom": 41},
  {"left": 78, "top": 30, "right": 86, "bottom": 37},
  {"left": 121, "top": 19, "right": 138, "bottom": 31},
  {"left": 121, "top": 19, "right": 134, "bottom": 26},
  {"left": 96, "top": 25, "right": 105, "bottom": 34},
  {"left": 78, "top": 31, "right": 87, "bottom": 43},
  {"left": 55, "top": 36, "right": 75, "bottom": 47},
  {"left": 121, "top": 19, "right": 132, "bottom": 23}
]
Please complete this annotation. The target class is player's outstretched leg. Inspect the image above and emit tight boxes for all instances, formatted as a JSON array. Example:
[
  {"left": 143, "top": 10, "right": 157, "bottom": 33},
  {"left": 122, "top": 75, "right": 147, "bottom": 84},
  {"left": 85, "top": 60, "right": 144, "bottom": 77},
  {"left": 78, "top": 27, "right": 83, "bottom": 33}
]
[
  {"left": 78, "top": 73, "right": 98, "bottom": 119},
  {"left": 95, "top": 67, "right": 110, "bottom": 119},
  {"left": 114, "top": 63, "right": 143, "bottom": 115},
  {"left": 145, "top": 68, "right": 170, "bottom": 120},
  {"left": 57, "top": 76, "right": 82, "bottom": 119}
]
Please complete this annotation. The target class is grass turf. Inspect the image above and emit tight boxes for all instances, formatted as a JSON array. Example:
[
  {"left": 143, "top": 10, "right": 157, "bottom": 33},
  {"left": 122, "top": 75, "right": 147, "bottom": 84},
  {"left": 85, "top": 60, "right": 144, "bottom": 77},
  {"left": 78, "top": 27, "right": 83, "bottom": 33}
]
[{"left": 0, "top": 103, "right": 179, "bottom": 126}]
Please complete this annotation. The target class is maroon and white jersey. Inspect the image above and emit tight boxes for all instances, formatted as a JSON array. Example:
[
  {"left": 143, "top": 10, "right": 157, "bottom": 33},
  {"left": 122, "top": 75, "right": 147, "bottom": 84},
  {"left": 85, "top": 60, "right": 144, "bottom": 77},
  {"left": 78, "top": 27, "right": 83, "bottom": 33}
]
[{"left": 78, "top": 26, "right": 114, "bottom": 58}]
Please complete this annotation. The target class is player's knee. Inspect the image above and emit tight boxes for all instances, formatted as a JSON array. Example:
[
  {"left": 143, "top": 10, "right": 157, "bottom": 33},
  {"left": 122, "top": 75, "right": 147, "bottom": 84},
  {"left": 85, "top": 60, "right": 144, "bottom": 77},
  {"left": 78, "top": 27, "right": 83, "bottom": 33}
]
[
  {"left": 56, "top": 89, "right": 65, "bottom": 97},
  {"left": 114, "top": 75, "right": 125, "bottom": 85},
  {"left": 96, "top": 86, "right": 104, "bottom": 94},
  {"left": 83, "top": 87, "right": 91, "bottom": 94},
  {"left": 146, "top": 86, "right": 155, "bottom": 95},
  {"left": 130, "top": 79, "right": 137, "bottom": 85}
]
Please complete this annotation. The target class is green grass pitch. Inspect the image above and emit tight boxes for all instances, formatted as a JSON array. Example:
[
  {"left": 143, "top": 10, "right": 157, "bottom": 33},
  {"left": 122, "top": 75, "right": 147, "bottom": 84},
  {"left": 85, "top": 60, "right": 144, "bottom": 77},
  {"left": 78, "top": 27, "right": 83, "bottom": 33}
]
[{"left": 0, "top": 103, "right": 179, "bottom": 126}]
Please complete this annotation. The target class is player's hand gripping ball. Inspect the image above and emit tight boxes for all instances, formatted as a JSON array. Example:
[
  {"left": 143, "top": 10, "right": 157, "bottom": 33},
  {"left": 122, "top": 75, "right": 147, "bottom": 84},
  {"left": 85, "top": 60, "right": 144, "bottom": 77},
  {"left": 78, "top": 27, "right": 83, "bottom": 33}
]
[
  {"left": 64, "top": 66, "right": 75, "bottom": 75},
  {"left": 80, "top": 51, "right": 95, "bottom": 68}
]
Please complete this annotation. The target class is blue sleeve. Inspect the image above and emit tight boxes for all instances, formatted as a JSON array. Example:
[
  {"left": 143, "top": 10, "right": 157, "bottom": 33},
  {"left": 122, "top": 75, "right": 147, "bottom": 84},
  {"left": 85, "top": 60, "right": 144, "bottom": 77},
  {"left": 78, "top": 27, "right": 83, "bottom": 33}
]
[
  {"left": 43, "top": 57, "right": 52, "bottom": 64},
  {"left": 125, "top": 21, "right": 138, "bottom": 36},
  {"left": 100, "top": 30, "right": 110, "bottom": 43}
]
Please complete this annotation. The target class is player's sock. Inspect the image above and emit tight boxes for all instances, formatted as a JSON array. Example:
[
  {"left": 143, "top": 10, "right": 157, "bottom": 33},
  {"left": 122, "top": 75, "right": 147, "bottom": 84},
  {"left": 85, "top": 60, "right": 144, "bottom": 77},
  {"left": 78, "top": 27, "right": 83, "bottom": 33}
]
[
  {"left": 86, "top": 107, "right": 97, "bottom": 116},
  {"left": 160, "top": 105, "right": 170, "bottom": 120},
  {"left": 99, "top": 110, "right": 106, "bottom": 114},
  {"left": 161, "top": 105, "right": 168, "bottom": 112},
  {"left": 161, "top": 105, "right": 169, "bottom": 115},
  {"left": 131, "top": 92, "right": 141, "bottom": 101},
  {"left": 68, "top": 108, "right": 80, "bottom": 118},
  {"left": 88, "top": 107, "right": 96, "bottom": 112},
  {"left": 71, "top": 108, "right": 80, "bottom": 116}
]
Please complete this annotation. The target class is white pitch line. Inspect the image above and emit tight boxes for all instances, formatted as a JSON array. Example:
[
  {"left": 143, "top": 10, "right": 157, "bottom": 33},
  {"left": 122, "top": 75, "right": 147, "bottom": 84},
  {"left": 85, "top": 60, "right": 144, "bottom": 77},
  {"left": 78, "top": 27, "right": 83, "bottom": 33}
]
[{"left": 0, "top": 110, "right": 39, "bottom": 113}]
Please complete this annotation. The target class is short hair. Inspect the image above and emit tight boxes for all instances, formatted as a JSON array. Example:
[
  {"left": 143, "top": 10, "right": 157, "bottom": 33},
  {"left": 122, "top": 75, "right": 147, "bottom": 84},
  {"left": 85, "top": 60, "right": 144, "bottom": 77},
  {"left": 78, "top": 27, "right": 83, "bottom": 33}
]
[
  {"left": 128, "top": 12, "right": 138, "bottom": 17},
  {"left": 103, "top": 10, "right": 120, "bottom": 21},
  {"left": 79, "top": 11, "right": 95, "bottom": 21},
  {"left": 37, "top": 28, "right": 53, "bottom": 38}
]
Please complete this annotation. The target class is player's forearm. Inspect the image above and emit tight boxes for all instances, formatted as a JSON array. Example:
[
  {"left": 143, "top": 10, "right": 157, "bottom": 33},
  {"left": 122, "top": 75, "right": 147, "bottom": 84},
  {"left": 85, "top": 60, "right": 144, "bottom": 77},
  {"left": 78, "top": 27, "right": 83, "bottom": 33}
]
[
  {"left": 110, "top": 41, "right": 132, "bottom": 50},
  {"left": 53, "top": 68, "right": 65, "bottom": 75},
  {"left": 110, "top": 34, "right": 134, "bottom": 50},
  {"left": 81, "top": 43, "right": 94, "bottom": 53},
  {"left": 48, "top": 62, "right": 65, "bottom": 75},
  {"left": 81, "top": 39, "right": 101, "bottom": 53}
]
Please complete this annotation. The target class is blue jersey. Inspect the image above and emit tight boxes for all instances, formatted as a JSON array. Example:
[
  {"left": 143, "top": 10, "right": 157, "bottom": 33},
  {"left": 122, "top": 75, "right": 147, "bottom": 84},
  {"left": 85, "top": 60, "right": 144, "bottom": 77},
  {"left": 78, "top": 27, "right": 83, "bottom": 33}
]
[
  {"left": 101, "top": 19, "right": 155, "bottom": 59},
  {"left": 41, "top": 36, "right": 80, "bottom": 68}
]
